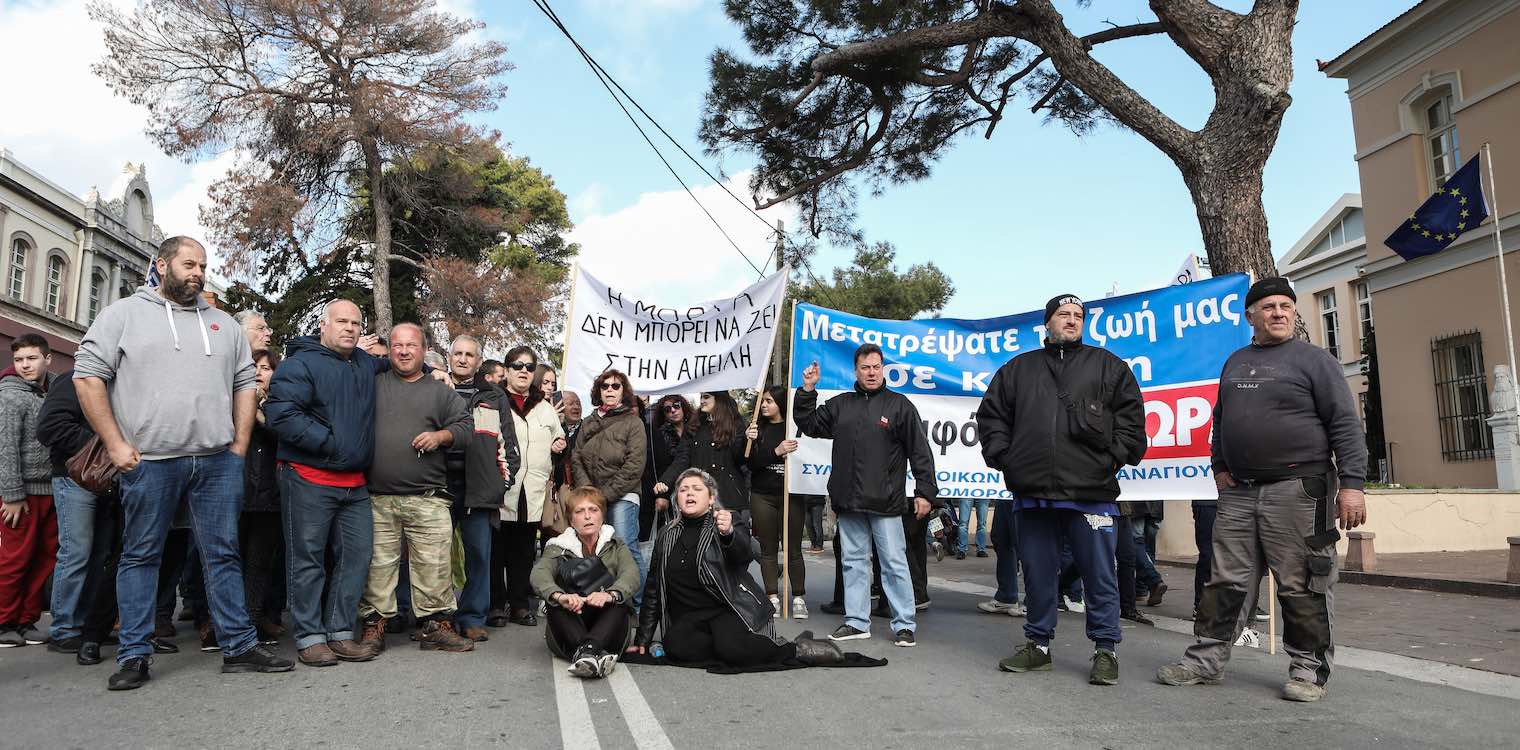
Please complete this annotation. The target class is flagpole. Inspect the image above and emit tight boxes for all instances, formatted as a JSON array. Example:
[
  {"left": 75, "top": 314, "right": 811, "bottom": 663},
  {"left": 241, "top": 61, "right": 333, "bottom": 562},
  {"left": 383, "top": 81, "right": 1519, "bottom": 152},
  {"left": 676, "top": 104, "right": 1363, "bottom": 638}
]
[{"left": 1482, "top": 143, "right": 1518, "bottom": 383}]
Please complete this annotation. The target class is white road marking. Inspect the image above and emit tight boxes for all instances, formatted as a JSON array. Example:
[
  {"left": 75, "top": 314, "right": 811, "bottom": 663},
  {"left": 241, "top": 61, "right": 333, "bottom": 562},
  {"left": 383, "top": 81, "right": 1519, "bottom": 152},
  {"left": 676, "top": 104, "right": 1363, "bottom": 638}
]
[
  {"left": 926, "top": 574, "right": 1520, "bottom": 702},
  {"left": 553, "top": 657, "right": 601, "bottom": 750},
  {"left": 606, "top": 664, "right": 676, "bottom": 750}
]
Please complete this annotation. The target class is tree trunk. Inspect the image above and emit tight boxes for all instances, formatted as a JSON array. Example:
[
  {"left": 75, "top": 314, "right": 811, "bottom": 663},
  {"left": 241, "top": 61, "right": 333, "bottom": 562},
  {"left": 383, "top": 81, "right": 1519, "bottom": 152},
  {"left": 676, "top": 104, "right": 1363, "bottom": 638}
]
[
  {"left": 363, "top": 137, "right": 394, "bottom": 332},
  {"left": 1182, "top": 165, "right": 1279, "bottom": 282}
]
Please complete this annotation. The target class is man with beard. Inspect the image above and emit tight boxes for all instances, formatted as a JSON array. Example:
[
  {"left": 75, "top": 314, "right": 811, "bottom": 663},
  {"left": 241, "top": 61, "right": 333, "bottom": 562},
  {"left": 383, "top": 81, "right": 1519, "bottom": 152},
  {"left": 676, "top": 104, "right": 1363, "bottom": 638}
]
[
  {"left": 75, "top": 236, "right": 293, "bottom": 690},
  {"left": 975, "top": 295, "right": 1146, "bottom": 686}
]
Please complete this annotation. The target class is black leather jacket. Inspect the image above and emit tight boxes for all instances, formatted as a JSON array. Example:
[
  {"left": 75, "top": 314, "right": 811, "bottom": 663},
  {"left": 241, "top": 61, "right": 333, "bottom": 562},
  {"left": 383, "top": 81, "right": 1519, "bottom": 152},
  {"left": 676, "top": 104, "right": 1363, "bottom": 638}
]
[{"left": 636, "top": 511, "right": 780, "bottom": 648}]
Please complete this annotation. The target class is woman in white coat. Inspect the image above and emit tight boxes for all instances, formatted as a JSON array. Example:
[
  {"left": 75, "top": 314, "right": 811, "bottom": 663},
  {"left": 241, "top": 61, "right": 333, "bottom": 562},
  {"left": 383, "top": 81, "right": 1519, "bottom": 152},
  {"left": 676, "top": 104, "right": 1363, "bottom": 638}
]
[{"left": 489, "top": 345, "right": 566, "bottom": 628}]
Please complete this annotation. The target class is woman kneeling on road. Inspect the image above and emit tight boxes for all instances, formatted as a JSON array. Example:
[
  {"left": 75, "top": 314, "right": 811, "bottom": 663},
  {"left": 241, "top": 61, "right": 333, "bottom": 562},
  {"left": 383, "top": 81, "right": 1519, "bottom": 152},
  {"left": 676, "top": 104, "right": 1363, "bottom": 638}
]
[
  {"left": 532, "top": 487, "right": 638, "bottom": 678},
  {"left": 628, "top": 469, "right": 842, "bottom": 668}
]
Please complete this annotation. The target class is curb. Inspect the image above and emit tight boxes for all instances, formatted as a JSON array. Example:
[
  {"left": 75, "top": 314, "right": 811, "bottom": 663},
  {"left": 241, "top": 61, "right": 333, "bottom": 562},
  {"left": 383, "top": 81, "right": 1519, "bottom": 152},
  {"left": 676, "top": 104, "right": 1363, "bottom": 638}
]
[{"left": 1155, "top": 558, "right": 1520, "bottom": 599}]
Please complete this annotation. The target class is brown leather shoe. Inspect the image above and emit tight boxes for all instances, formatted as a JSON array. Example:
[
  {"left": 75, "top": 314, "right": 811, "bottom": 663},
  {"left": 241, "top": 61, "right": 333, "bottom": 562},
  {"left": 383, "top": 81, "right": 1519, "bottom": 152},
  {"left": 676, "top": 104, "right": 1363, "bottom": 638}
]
[
  {"left": 417, "top": 620, "right": 475, "bottom": 652},
  {"left": 462, "top": 626, "right": 489, "bottom": 642},
  {"left": 298, "top": 643, "right": 338, "bottom": 667},
  {"left": 328, "top": 639, "right": 378, "bottom": 662},
  {"left": 359, "top": 617, "right": 387, "bottom": 654}
]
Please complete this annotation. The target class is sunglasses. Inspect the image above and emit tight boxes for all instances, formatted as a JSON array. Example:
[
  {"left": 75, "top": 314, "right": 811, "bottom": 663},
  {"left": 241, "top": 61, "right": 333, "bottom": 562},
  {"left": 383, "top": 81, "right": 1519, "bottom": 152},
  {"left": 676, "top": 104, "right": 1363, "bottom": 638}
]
[
  {"left": 664, "top": 403, "right": 684, "bottom": 411},
  {"left": 506, "top": 361, "right": 535, "bottom": 372},
  {"left": 599, "top": 381, "right": 623, "bottom": 391}
]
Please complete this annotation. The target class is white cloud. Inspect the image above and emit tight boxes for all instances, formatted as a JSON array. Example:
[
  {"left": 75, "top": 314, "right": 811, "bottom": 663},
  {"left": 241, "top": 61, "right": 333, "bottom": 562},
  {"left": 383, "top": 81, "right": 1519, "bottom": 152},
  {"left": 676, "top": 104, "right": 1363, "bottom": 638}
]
[
  {"left": 568, "top": 171, "right": 796, "bottom": 306},
  {"left": 0, "top": 0, "right": 213, "bottom": 248}
]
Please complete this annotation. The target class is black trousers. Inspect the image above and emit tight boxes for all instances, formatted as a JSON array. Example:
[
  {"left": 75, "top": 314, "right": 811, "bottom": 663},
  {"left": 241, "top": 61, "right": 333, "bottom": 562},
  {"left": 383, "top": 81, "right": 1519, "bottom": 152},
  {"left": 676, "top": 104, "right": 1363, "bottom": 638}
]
[
  {"left": 750, "top": 491, "right": 805, "bottom": 597},
  {"left": 491, "top": 520, "right": 538, "bottom": 613},
  {"left": 82, "top": 496, "right": 123, "bottom": 642},
  {"left": 155, "top": 528, "right": 192, "bottom": 621},
  {"left": 239, "top": 512, "right": 283, "bottom": 621},
  {"left": 805, "top": 502, "right": 826, "bottom": 549},
  {"left": 546, "top": 603, "right": 631, "bottom": 657},
  {"left": 664, "top": 608, "right": 793, "bottom": 667},
  {"left": 1116, "top": 515, "right": 1138, "bottom": 613}
]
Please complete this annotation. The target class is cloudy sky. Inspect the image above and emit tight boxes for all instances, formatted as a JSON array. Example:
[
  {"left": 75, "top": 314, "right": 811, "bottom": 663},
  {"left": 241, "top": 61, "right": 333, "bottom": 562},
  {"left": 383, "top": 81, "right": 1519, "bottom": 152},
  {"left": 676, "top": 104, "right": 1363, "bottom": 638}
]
[{"left": 0, "top": 0, "right": 1410, "bottom": 316}]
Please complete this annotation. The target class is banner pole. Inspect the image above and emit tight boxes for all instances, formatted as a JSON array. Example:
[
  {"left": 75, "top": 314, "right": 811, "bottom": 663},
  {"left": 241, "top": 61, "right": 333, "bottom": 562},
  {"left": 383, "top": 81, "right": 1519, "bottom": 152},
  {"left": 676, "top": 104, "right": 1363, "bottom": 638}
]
[
  {"left": 1482, "top": 143, "right": 1519, "bottom": 383},
  {"left": 560, "top": 262, "right": 581, "bottom": 373},
  {"left": 780, "top": 299, "right": 798, "bottom": 619},
  {"left": 1267, "top": 573, "right": 1277, "bottom": 655},
  {"left": 745, "top": 269, "right": 791, "bottom": 459}
]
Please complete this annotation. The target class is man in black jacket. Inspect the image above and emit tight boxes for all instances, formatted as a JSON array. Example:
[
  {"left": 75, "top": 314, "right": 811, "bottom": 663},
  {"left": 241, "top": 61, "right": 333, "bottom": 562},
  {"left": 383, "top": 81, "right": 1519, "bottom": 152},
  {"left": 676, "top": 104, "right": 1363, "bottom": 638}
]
[
  {"left": 796, "top": 343, "right": 938, "bottom": 648},
  {"left": 976, "top": 295, "right": 1146, "bottom": 686}
]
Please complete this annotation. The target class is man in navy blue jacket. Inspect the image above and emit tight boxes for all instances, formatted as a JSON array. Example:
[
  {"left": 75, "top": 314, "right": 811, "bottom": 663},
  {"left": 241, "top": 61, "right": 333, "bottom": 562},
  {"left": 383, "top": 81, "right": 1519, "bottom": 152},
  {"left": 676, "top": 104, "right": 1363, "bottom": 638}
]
[{"left": 264, "top": 300, "right": 388, "bottom": 667}]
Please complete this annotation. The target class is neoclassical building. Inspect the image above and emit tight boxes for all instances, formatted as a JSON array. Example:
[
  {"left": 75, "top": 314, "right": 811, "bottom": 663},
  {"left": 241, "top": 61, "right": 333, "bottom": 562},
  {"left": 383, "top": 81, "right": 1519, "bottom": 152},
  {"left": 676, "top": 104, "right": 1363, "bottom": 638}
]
[{"left": 0, "top": 150, "right": 167, "bottom": 369}]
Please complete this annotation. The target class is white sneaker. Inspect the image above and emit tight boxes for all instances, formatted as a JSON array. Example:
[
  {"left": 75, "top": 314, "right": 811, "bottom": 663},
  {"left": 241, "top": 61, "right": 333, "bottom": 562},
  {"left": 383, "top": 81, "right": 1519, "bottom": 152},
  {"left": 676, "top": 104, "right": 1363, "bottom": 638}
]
[
  {"left": 977, "top": 599, "right": 1026, "bottom": 617},
  {"left": 1062, "top": 596, "right": 1086, "bottom": 614},
  {"left": 769, "top": 594, "right": 781, "bottom": 613},
  {"left": 1235, "top": 628, "right": 1262, "bottom": 649},
  {"left": 791, "top": 597, "right": 809, "bottom": 620}
]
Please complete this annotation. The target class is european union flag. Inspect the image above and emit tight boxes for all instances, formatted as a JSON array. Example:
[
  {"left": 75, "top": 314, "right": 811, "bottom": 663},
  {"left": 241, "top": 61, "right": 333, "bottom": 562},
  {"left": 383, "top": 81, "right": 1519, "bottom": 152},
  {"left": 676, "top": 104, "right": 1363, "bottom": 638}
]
[{"left": 1385, "top": 154, "right": 1489, "bottom": 261}]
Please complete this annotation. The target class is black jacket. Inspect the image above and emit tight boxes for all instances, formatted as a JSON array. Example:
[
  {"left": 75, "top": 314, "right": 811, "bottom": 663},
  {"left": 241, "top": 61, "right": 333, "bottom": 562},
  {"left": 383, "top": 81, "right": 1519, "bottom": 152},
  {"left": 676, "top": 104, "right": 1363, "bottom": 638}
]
[
  {"left": 746, "top": 421, "right": 787, "bottom": 496},
  {"left": 976, "top": 339, "right": 1147, "bottom": 503},
  {"left": 794, "top": 383, "right": 939, "bottom": 515},
  {"left": 641, "top": 420, "right": 691, "bottom": 540},
  {"left": 460, "top": 384, "right": 521, "bottom": 511},
  {"left": 242, "top": 422, "right": 280, "bottom": 513},
  {"left": 635, "top": 511, "right": 779, "bottom": 649},
  {"left": 35, "top": 369, "right": 93, "bottom": 478},
  {"left": 662, "top": 420, "right": 750, "bottom": 511}
]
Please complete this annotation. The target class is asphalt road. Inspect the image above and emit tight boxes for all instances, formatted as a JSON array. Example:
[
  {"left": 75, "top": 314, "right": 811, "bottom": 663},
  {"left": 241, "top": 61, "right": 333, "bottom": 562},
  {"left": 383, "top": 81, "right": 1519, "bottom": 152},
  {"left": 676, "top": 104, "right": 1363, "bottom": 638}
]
[{"left": 3, "top": 555, "right": 1514, "bottom": 749}]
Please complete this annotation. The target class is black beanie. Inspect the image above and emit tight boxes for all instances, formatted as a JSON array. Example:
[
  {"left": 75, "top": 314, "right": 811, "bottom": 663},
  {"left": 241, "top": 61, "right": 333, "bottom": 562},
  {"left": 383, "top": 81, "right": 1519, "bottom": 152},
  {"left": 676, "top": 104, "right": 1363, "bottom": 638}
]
[
  {"left": 1245, "top": 277, "right": 1296, "bottom": 308},
  {"left": 1045, "top": 294, "right": 1082, "bottom": 323}
]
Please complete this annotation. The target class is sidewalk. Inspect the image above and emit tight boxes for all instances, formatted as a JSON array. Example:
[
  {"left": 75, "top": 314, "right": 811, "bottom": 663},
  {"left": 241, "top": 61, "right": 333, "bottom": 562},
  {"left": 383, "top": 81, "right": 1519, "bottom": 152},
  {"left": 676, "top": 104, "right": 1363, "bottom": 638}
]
[
  {"left": 1160, "top": 549, "right": 1520, "bottom": 598},
  {"left": 920, "top": 550, "right": 1520, "bottom": 677}
]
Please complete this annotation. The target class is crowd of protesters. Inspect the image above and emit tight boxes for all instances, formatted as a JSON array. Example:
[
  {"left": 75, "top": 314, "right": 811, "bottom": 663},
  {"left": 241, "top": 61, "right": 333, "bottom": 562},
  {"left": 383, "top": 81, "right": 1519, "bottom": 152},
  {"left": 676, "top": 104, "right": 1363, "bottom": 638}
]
[{"left": 0, "top": 236, "right": 1365, "bottom": 703}]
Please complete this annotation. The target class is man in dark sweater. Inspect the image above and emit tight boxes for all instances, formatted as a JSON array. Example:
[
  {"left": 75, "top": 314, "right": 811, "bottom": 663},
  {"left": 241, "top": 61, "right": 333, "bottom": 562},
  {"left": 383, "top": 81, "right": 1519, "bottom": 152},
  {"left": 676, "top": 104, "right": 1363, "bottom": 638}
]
[
  {"left": 357, "top": 323, "right": 474, "bottom": 653},
  {"left": 1158, "top": 277, "right": 1367, "bottom": 703}
]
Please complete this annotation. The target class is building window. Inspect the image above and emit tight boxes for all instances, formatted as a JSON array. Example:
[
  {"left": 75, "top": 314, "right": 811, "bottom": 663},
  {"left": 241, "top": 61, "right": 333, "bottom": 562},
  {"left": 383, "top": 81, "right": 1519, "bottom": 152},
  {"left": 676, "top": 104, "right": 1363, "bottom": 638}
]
[
  {"left": 1356, "top": 282, "right": 1373, "bottom": 341},
  {"left": 45, "top": 255, "right": 65, "bottom": 315},
  {"left": 1425, "top": 93, "right": 1460, "bottom": 188},
  {"left": 1317, "top": 290, "right": 1340, "bottom": 360},
  {"left": 8, "top": 238, "right": 27, "bottom": 301},
  {"left": 89, "top": 270, "right": 106, "bottom": 324},
  {"left": 1430, "top": 331, "right": 1492, "bottom": 461}
]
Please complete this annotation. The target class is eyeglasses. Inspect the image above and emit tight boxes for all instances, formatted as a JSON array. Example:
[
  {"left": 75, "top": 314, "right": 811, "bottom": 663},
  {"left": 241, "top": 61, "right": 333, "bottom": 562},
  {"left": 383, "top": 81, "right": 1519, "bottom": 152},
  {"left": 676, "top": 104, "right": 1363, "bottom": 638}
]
[
  {"left": 663, "top": 403, "right": 683, "bottom": 412},
  {"left": 599, "top": 382, "right": 623, "bottom": 391},
  {"left": 506, "top": 361, "right": 535, "bottom": 372}
]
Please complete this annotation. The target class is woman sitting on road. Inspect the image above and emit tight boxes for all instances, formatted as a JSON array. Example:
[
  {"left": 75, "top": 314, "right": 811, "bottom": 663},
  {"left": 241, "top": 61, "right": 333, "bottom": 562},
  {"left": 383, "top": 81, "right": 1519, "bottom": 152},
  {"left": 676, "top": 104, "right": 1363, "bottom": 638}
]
[
  {"left": 628, "top": 469, "right": 842, "bottom": 668},
  {"left": 531, "top": 487, "right": 639, "bottom": 678}
]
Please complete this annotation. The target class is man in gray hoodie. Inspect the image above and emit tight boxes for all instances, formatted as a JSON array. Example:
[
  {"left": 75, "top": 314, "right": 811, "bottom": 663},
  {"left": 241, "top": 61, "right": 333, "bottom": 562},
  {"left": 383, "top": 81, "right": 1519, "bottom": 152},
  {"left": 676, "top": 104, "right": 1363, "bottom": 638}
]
[
  {"left": 0, "top": 333, "right": 58, "bottom": 648},
  {"left": 75, "top": 236, "right": 293, "bottom": 691}
]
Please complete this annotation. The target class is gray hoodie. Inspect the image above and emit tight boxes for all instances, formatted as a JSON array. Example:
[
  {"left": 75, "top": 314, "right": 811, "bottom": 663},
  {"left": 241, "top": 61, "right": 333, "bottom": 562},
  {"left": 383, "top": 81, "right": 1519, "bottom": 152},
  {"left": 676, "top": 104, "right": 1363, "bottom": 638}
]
[
  {"left": 73, "top": 286, "right": 255, "bottom": 459},
  {"left": 0, "top": 369, "right": 54, "bottom": 502}
]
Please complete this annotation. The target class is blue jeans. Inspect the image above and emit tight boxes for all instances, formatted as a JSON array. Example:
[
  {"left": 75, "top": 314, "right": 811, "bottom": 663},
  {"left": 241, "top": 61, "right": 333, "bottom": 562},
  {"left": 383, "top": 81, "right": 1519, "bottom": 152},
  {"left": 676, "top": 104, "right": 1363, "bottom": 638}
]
[
  {"left": 1016, "top": 507, "right": 1121, "bottom": 650},
  {"left": 957, "top": 497, "right": 990, "bottom": 553},
  {"left": 453, "top": 506, "right": 494, "bottom": 629},
  {"left": 280, "top": 465, "right": 373, "bottom": 650},
  {"left": 49, "top": 477, "right": 109, "bottom": 641},
  {"left": 837, "top": 511, "right": 915, "bottom": 633},
  {"left": 989, "top": 498, "right": 1021, "bottom": 604},
  {"left": 116, "top": 451, "right": 257, "bottom": 663},
  {"left": 609, "top": 495, "right": 647, "bottom": 608}
]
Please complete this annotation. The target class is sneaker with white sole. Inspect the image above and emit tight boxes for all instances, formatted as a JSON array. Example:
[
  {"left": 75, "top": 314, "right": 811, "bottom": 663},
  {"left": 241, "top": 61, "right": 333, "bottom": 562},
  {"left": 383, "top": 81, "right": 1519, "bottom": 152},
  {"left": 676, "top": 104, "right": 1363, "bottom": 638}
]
[
  {"left": 791, "top": 597, "right": 809, "bottom": 620},
  {"left": 769, "top": 594, "right": 780, "bottom": 613},
  {"left": 894, "top": 629, "right": 916, "bottom": 647},
  {"left": 1234, "top": 628, "right": 1262, "bottom": 649},
  {"left": 568, "top": 646, "right": 599, "bottom": 678},
  {"left": 1062, "top": 596, "right": 1086, "bottom": 614},
  {"left": 977, "top": 599, "right": 1026, "bottom": 617},
  {"left": 828, "top": 625, "right": 870, "bottom": 641}
]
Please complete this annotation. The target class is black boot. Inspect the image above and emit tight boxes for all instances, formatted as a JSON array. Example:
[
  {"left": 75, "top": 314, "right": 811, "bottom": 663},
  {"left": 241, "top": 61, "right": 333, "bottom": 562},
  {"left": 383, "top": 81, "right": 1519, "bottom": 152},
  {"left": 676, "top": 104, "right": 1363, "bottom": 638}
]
[
  {"left": 792, "top": 631, "right": 845, "bottom": 667},
  {"left": 77, "top": 641, "right": 104, "bottom": 665}
]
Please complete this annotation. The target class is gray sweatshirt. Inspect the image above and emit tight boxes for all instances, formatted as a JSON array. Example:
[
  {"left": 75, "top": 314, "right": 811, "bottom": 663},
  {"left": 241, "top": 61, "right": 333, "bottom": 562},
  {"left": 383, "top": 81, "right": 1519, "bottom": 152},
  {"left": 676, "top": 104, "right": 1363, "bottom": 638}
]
[
  {"left": 73, "top": 287, "right": 255, "bottom": 459},
  {"left": 0, "top": 370, "right": 54, "bottom": 502},
  {"left": 1210, "top": 338, "right": 1368, "bottom": 490}
]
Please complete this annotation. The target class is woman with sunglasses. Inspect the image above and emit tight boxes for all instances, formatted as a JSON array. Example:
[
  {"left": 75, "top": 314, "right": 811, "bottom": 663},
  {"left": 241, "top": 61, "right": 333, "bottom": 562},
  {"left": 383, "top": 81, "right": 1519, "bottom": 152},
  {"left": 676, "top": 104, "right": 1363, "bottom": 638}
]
[
  {"left": 658, "top": 392, "right": 751, "bottom": 524},
  {"left": 645, "top": 395, "right": 696, "bottom": 520},
  {"left": 490, "top": 346, "right": 566, "bottom": 628},
  {"left": 571, "top": 370, "right": 650, "bottom": 603}
]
